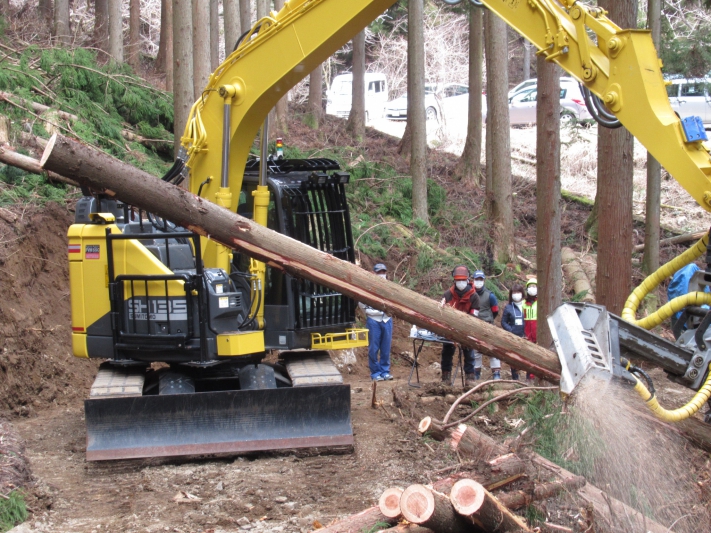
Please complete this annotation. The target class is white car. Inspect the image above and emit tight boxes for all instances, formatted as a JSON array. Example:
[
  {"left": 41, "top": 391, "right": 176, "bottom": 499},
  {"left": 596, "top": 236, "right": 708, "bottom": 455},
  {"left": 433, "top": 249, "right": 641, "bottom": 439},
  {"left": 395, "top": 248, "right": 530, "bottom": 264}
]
[
  {"left": 666, "top": 78, "right": 711, "bottom": 127},
  {"left": 385, "top": 83, "right": 487, "bottom": 123},
  {"left": 508, "top": 76, "right": 577, "bottom": 99},
  {"left": 508, "top": 81, "right": 592, "bottom": 126},
  {"left": 326, "top": 72, "right": 388, "bottom": 122}
]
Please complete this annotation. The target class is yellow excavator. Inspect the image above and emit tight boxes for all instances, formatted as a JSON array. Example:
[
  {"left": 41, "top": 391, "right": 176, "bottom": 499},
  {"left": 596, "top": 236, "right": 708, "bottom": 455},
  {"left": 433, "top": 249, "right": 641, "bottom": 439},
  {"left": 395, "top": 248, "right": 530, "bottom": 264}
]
[{"left": 68, "top": 0, "right": 711, "bottom": 460}]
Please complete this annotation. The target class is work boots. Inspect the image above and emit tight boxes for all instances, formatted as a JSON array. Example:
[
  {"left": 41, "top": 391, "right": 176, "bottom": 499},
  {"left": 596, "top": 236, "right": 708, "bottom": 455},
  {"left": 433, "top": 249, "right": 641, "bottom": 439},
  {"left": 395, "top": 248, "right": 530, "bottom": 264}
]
[
  {"left": 441, "top": 371, "right": 452, "bottom": 384},
  {"left": 465, "top": 373, "right": 478, "bottom": 388}
]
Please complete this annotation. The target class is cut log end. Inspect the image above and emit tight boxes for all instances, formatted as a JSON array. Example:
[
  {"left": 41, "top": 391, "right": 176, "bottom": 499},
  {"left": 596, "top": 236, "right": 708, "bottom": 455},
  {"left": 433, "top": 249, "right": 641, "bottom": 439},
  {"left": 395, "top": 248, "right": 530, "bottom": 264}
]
[
  {"left": 450, "top": 479, "right": 485, "bottom": 516},
  {"left": 418, "top": 416, "right": 432, "bottom": 434},
  {"left": 39, "top": 132, "right": 58, "bottom": 168},
  {"left": 378, "top": 488, "right": 404, "bottom": 518},
  {"left": 399, "top": 485, "right": 435, "bottom": 524}
]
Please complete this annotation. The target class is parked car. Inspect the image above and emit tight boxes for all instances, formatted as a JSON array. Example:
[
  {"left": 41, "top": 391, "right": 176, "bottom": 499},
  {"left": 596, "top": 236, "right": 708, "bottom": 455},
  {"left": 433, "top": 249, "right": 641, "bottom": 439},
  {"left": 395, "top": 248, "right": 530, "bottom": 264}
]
[
  {"left": 666, "top": 78, "right": 711, "bottom": 127},
  {"left": 508, "top": 81, "right": 592, "bottom": 126},
  {"left": 384, "top": 83, "right": 486, "bottom": 123},
  {"left": 325, "top": 72, "right": 388, "bottom": 122},
  {"left": 508, "top": 76, "right": 577, "bottom": 99}
]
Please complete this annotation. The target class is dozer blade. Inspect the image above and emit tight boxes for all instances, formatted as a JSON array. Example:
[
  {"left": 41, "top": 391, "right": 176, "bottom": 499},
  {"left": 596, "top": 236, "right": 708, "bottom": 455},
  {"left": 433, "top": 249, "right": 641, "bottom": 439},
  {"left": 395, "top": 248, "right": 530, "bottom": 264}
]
[{"left": 84, "top": 385, "right": 352, "bottom": 461}]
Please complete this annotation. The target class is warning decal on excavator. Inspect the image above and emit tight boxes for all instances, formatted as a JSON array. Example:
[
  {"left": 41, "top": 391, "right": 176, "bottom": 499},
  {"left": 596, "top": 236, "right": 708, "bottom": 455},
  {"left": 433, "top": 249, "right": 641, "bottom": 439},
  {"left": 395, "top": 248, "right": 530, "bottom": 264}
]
[{"left": 85, "top": 245, "right": 100, "bottom": 259}]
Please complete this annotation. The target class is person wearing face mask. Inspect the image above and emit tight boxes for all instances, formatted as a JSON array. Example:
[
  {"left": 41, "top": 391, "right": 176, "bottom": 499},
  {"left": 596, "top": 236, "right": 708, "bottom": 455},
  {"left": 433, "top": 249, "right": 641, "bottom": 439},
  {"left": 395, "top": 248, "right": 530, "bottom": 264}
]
[
  {"left": 501, "top": 283, "right": 525, "bottom": 380},
  {"left": 439, "top": 265, "right": 480, "bottom": 385},
  {"left": 523, "top": 278, "right": 538, "bottom": 384},
  {"left": 470, "top": 270, "right": 501, "bottom": 381},
  {"left": 358, "top": 263, "right": 393, "bottom": 381}
]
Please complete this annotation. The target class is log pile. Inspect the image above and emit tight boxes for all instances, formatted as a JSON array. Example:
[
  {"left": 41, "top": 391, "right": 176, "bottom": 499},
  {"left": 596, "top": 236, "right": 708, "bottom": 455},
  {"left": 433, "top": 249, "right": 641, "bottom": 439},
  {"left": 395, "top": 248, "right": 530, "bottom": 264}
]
[{"left": 561, "top": 247, "right": 595, "bottom": 302}]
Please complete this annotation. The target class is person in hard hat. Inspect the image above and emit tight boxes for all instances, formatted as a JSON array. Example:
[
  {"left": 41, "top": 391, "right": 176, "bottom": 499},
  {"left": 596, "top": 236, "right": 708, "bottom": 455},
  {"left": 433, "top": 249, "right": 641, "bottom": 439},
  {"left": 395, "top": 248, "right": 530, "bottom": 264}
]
[
  {"left": 523, "top": 278, "right": 538, "bottom": 384},
  {"left": 470, "top": 270, "right": 502, "bottom": 380},
  {"left": 501, "top": 283, "right": 525, "bottom": 381},
  {"left": 439, "top": 265, "right": 480, "bottom": 385},
  {"left": 358, "top": 263, "right": 394, "bottom": 381}
]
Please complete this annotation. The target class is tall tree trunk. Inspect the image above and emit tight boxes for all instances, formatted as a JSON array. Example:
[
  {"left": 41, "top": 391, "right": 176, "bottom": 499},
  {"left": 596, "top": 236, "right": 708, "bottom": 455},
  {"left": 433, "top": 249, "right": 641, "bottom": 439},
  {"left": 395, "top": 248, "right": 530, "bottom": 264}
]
[
  {"left": 239, "top": 0, "right": 251, "bottom": 35},
  {"left": 39, "top": 0, "right": 53, "bottom": 28},
  {"left": 484, "top": 14, "right": 493, "bottom": 217},
  {"left": 307, "top": 65, "right": 323, "bottom": 130},
  {"left": 108, "top": 0, "right": 124, "bottom": 62},
  {"left": 596, "top": 0, "right": 637, "bottom": 315},
  {"left": 408, "top": 0, "right": 428, "bottom": 224},
  {"left": 454, "top": 5, "right": 483, "bottom": 186},
  {"left": 485, "top": 10, "right": 514, "bottom": 263},
  {"left": 192, "top": 0, "right": 211, "bottom": 99},
  {"left": 522, "top": 40, "right": 531, "bottom": 80},
  {"left": 0, "top": 0, "right": 8, "bottom": 16},
  {"left": 93, "top": 0, "right": 109, "bottom": 53},
  {"left": 273, "top": 0, "right": 288, "bottom": 133},
  {"left": 158, "top": 0, "right": 173, "bottom": 90},
  {"left": 210, "top": 0, "right": 220, "bottom": 70},
  {"left": 224, "top": 0, "right": 241, "bottom": 54},
  {"left": 346, "top": 30, "right": 366, "bottom": 139},
  {"left": 173, "top": 0, "right": 194, "bottom": 155},
  {"left": 536, "top": 56, "right": 561, "bottom": 349},
  {"left": 642, "top": 0, "right": 662, "bottom": 277},
  {"left": 256, "top": 0, "right": 267, "bottom": 21},
  {"left": 128, "top": 0, "right": 140, "bottom": 69},
  {"left": 54, "top": 0, "right": 71, "bottom": 45}
]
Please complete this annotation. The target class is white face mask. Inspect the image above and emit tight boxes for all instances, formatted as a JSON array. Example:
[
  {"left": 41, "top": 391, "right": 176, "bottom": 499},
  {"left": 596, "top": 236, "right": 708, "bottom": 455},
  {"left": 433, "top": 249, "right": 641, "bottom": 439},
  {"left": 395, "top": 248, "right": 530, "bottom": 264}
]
[
  {"left": 527, "top": 286, "right": 537, "bottom": 296},
  {"left": 378, "top": 273, "right": 387, "bottom": 279},
  {"left": 474, "top": 280, "right": 484, "bottom": 289},
  {"left": 455, "top": 280, "right": 468, "bottom": 291},
  {"left": 512, "top": 293, "right": 523, "bottom": 303}
]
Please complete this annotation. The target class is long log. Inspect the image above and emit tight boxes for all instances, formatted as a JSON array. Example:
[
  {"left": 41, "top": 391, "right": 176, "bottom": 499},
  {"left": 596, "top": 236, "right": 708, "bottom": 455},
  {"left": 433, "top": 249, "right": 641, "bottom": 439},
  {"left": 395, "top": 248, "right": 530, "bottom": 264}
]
[
  {"left": 450, "top": 479, "right": 532, "bottom": 532},
  {"left": 39, "top": 133, "right": 563, "bottom": 381},
  {"left": 399, "top": 485, "right": 473, "bottom": 533},
  {"left": 633, "top": 230, "right": 707, "bottom": 252},
  {"left": 561, "top": 247, "right": 594, "bottom": 302},
  {"left": 310, "top": 506, "right": 396, "bottom": 533},
  {"left": 496, "top": 476, "right": 586, "bottom": 510},
  {"left": 0, "top": 145, "right": 78, "bottom": 186}
]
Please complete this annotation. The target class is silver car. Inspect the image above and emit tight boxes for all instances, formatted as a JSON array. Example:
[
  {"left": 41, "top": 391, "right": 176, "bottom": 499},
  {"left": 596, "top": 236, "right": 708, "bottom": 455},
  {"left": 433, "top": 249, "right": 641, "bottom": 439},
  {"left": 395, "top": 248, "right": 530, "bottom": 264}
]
[
  {"left": 508, "top": 82, "right": 592, "bottom": 126},
  {"left": 666, "top": 78, "right": 711, "bottom": 127}
]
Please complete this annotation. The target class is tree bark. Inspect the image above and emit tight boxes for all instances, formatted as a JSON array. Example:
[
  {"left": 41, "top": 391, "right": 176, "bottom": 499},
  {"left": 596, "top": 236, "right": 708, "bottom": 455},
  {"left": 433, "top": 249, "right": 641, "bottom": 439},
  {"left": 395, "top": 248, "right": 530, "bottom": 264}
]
[
  {"left": 173, "top": 0, "right": 194, "bottom": 155},
  {"left": 108, "top": 0, "right": 124, "bottom": 62},
  {"left": 306, "top": 64, "right": 323, "bottom": 130},
  {"left": 193, "top": 0, "right": 212, "bottom": 99},
  {"left": 450, "top": 479, "right": 532, "bottom": 532},
  {"left": 224, "top": 0, "right": 241, "bottom": 54},
  {"left": 378, "top": 488, "right": 403, "bottom": 519},
  {"left": 239, "top": 0, "right": 251, "bottom": 35},
  {"left": 561, "top": 247, "right": 594, "bottom": 302},
  {"left": 484, "top": 10, "right": 514, "bottom": 263},
  {"left": 496, "top": 476, "right": 586, "bottom": 510},
  {"left": 408, "top": 0, "right": 428, "bottom": 224},
  {"left": 522, "top": 40, "right": 531, "bottom": 81},
  {"left": 156, "top": 0, "right": 173, "bottom": 90},
  {"left": 128, "top": 0, "right": 141, "bottom": 70},
  {"left": 54, "top": 0, "right": 71, "bottom": 45},
  {"left": 210, "top": 0, "right": 220, "bottom": 70},
  {"left": 595, "top": 0, "right": 637, "bottom": 315},
  {"left": 309, "top": 507, "right": 396, "bottom": 533},
  {"left": 450, "top": 423, "right": 508, "bottom": 461},
  {"left": 39, "top": 133, "right": 564, "bottom": 382},
  {"left": 346, "top": 30, "right": 366, "bottom": 139},
  {"left": 93, "top": 0, "right": 109, "bottom": 53},
  {"left": 536, "top": 55, "right": 562, "bottom": 349},
  {"left": 642, "top": 0, "right": 662, "bottom": 277},
  {"left": 256, "top": 0, "right": 267, "bottom": 21},
  {"left": 39, "top": 0, "right": 53, "bottom": 28},
  {"left": 453, "top": 5, "right": 483, "bottom": 187},
  {"left": 399, "top": 485, "right": 471, "bottom": 533},
  {"left": 0, "top": 146, "right": 77, "bottom": 186}
]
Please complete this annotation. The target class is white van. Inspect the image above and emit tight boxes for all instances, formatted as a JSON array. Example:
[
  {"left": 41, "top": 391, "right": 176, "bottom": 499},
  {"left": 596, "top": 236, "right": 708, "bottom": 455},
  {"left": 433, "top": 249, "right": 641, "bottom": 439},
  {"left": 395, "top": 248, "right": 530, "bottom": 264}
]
[
  {"left": 666, "top": 78, "right": 711, "bottom": 126},
  {"left": 326, "top": 72, "right": 388, "bottom": 122}
]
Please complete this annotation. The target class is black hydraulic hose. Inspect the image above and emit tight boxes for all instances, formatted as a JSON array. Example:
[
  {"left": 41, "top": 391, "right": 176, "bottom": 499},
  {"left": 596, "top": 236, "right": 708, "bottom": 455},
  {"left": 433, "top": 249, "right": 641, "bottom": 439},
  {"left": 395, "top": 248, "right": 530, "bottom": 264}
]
[
  {"left": 232, "top": 28, "right": 253, "bottom": 52},
  {"left": 621, "top": 357, "right": 656, "bottom": 395},
  {"left": 581, "top": 84, "right": 622, "bottom": 129},
  {"left": 442, "top": 0, "right": 484, "bottom": 5}
]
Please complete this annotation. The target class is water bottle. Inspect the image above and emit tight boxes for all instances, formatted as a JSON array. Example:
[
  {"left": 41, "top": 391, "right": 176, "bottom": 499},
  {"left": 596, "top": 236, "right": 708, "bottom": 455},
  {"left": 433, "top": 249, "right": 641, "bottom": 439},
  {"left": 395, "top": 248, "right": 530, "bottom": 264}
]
[{"left": 410, "top": 325, "right": 417, "bottom": 338}]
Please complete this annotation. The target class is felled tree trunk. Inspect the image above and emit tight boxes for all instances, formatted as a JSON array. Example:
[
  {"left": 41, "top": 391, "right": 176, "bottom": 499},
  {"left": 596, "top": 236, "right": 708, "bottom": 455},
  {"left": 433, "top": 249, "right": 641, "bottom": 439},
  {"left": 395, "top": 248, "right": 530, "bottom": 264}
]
[
  {"left": 0, "top": 146, "right": 77, "bottom": 186},
  {"left": 450, "top": 479, "right": 532, "bottom": 532},
  {"left": 311, "top": 506, "right": 397, "bottom": 533},
  {"left": 399, "top": 485, "right": 473, "bottom": 533},
  {"left": 497, "top": 476, "right": 586, "bottom": 510},
  {"left": 39, "top": 133, "right": 564, "bottom": 382},
  {"left": 378, "top": 488, "right": 403, "bottom": 519}
]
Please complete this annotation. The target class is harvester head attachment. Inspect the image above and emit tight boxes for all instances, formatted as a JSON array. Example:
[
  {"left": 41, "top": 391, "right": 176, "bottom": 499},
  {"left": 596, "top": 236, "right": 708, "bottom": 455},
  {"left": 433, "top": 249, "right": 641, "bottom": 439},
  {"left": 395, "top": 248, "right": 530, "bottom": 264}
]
[{"left": 548, "top": 303, "right": 614, "bottom": 395}]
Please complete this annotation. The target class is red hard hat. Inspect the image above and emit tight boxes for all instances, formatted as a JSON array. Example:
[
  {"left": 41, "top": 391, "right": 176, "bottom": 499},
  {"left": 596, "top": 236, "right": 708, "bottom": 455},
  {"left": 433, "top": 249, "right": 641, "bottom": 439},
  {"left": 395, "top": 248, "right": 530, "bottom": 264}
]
[{"left": 452, "top": 265, "right": 469, "bottom": 280}]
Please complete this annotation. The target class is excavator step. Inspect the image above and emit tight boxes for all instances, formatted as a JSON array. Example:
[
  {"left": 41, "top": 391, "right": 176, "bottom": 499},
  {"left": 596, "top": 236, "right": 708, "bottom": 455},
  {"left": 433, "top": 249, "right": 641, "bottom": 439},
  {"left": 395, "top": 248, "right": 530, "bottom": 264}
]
[
  {"left": 284, "top": 351, "right": 343, "bottom": 386},
  {"left": 84, "top": 383, "right": 353, "bottom": 461}
]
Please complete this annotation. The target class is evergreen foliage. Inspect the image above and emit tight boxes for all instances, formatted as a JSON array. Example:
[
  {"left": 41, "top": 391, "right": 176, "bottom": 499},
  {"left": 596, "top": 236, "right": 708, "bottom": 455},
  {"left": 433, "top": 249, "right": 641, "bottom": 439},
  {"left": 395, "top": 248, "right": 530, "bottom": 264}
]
[
  {"left": 0, "top": 46, "right": 175, "bottom": 205},
  {"left": 0, "top": 491, "right": 28, "bottom": 533}
]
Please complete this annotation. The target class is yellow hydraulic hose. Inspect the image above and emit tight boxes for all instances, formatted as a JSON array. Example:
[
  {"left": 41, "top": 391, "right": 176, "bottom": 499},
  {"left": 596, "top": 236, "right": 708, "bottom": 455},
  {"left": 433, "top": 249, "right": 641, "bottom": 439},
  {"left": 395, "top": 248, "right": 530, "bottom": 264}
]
[
  {"left": 622, "top": 233, "right": 711, "bottom": 330},
  {"left": 628, "top": 363, "right": 711, "bottom": 422}
]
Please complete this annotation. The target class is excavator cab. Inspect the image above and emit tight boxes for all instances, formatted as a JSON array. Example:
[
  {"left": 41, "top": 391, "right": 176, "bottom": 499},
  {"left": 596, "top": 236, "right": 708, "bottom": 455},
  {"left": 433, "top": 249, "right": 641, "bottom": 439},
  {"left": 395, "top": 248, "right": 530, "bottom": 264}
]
[{"left": 68, "top": 158, "right": 366, "bottom": 460}]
